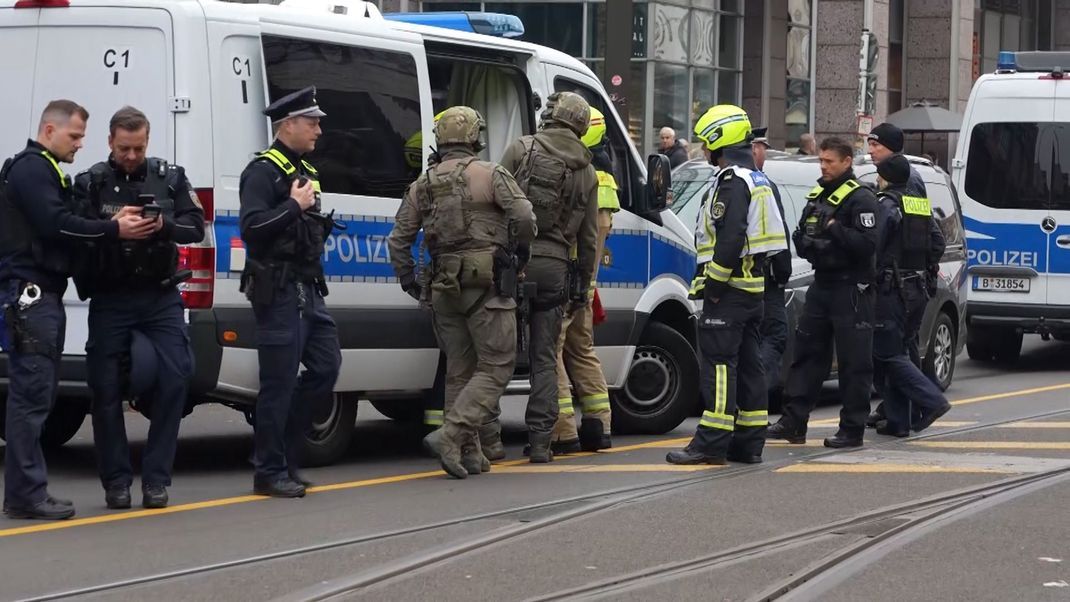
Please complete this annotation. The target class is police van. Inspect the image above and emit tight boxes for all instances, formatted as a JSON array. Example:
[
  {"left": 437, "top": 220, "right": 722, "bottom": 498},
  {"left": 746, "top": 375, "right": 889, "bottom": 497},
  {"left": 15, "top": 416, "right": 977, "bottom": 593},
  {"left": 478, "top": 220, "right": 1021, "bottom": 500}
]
[
  {"left": 954, "top": 51, "right": 1070, "bottom": 364},
  {"left": 0, "top": 0, "right": 696, "bottom": 465}
]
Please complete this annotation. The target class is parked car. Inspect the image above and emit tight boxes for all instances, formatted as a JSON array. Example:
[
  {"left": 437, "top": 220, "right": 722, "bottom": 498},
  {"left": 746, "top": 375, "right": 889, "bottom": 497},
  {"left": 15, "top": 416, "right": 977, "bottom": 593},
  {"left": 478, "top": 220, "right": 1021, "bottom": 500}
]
[{"left": 670, "top": 152, "right": 967, "bottom": 395}]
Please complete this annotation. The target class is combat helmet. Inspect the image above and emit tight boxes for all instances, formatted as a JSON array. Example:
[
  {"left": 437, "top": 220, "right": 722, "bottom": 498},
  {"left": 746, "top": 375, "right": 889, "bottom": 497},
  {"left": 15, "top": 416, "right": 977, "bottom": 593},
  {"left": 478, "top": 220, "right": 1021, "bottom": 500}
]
[
  {"left": 433, "top": 106, "right": 486, "bottom": 150},
  {"left": 540, "top": 91, "right": 591, "bottom": 137}
]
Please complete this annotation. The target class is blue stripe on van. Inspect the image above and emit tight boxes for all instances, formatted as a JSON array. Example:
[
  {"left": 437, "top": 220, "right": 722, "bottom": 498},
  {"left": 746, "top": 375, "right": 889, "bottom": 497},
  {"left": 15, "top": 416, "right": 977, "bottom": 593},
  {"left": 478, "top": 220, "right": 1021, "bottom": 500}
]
[
  {"left": 214, "top": 213, "right": 698, "bottom": 286},
  {"left": 962, "top": 215, "right": 1070, "bottom": 274}
]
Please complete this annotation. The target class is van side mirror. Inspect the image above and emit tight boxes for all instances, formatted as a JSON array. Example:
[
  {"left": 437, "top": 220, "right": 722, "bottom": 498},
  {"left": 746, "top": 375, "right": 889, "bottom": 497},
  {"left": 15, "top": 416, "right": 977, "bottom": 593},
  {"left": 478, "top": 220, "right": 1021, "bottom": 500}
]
[{"left": 645, "top": 153, "right": 671, "bottom": 213}]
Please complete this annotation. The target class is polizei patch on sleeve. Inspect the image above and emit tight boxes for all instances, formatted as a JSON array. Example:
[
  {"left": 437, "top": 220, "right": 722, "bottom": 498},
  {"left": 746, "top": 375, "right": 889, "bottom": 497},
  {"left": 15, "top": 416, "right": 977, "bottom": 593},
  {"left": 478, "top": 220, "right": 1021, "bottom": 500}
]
[
  {"left": 860, "top": 212, "right": 876, "bottom": 228},
  {"left": 711, "top": 201, "right": 727, "bottom": 219}
]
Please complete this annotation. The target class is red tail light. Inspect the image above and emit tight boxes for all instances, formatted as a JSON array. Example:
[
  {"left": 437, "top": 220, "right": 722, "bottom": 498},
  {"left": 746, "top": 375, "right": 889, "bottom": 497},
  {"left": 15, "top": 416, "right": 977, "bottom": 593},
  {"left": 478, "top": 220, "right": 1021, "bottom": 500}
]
[
  {"left": 14, "top": 0, "right": 70, "bottom": 7},
  {"left": 178, "top": 246, "right": 215, "bottom": 309},
  {"left": 194, "top": 188, "right": 215, "bottom": 220}
]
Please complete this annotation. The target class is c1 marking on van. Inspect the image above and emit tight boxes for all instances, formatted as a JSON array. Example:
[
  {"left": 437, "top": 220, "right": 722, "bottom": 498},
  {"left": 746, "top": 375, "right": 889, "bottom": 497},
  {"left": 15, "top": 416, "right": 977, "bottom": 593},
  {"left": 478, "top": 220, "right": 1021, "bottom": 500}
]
[
  {"left": 103, "top": 48, "right": 131, "bottom": 85},
  {"left": 232, "top": 56, "right": 252, "bottom": 104},
  {"left": 966, "top": 248, "right": 1040, "bottom": 268}
]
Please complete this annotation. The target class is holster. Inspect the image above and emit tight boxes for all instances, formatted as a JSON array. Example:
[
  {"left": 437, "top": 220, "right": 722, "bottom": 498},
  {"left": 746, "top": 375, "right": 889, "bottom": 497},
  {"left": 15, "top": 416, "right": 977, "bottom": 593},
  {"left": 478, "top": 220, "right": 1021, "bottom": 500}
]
[
  {"left": 567, "top": 258, "right": 585, "bottom": 304},
  {"left": 240, "top": 258, "right": 280, "bottom": 306},
  {"left": 494, "top": 248, "right": 518, "bottom": 300}
]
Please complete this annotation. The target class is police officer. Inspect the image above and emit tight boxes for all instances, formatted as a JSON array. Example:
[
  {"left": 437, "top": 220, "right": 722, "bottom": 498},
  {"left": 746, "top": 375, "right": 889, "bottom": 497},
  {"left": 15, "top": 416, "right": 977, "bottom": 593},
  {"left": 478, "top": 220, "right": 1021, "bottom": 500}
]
[
  {"left": 768, "top": 136, "right": 880, "bottom": 448},
  {"left": 550, "top": 107, "right": 619, "bottom": 454},
  {"left": 871, "top": 154, "right": 950, "bottom": 436},
  {"left": 239, "top": 87, "right": 342, "bottom": 498},
  {"left": 73, "top": 106, "right": 205, "bottom": 510},
  {"left": 497, "top": 91, "right": 599, "bottom": 463},
  {"left": 389, "top": 106, "right": 535, "bottom": 478},
  {"left": 0, "top": 100, "right": 153, "bottom": 519},
  {"left": 865, "top": 122, "right": 932, "bottom": 427},
  {"left": 751, "top": 128, "right": 793, "bottom": 395},
  {"left": 666, "top": 106, "right": 788, "bottom": 465}
]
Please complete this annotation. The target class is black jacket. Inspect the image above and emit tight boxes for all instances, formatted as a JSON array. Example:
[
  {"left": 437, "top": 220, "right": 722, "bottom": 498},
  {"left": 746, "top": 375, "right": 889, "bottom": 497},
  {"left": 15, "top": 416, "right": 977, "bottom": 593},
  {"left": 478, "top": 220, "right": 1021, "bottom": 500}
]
[
  {"left": 664, "top": 140, "right": 690, "bottom": 169},
  {"left": 793, "top": 169, "right": 880, "bottom": 284},
  {"left": 766, "top": 181, "right": 792, "bottom": 288},
  {"left": 0, "top": 140, "right": 119, "bottom": 293}
]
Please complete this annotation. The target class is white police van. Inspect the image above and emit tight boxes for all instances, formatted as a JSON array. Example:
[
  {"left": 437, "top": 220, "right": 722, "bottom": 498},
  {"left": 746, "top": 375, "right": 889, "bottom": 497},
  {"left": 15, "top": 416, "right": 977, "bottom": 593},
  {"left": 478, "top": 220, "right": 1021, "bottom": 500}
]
[
  {"left": 0, "top": 0, "right": 697, "bottom": 464},
  {"left": 954, "top": 50, "right": 1070, "bottom": 364}
]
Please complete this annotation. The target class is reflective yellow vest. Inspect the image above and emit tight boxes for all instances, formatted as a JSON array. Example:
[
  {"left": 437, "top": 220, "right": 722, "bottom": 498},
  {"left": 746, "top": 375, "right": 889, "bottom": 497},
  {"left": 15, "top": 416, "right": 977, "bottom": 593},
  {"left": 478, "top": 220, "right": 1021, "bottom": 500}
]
[{"left": 595, "top": 170, "right": 620, "bottom": 212}]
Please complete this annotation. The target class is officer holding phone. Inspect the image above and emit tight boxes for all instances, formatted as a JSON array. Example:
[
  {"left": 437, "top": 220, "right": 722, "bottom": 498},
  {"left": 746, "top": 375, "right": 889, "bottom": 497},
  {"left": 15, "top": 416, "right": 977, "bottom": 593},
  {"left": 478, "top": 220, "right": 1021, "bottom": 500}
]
[{"left": 73, "top": 106, "right": 205, "bottom": 510}]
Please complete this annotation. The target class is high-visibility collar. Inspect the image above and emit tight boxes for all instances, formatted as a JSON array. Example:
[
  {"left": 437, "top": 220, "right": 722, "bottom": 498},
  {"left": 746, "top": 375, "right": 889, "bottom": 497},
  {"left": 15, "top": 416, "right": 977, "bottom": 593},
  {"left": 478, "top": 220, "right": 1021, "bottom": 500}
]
[
  {"left": 40, "top": 150, "right": 67, "bottom": 188},
  {"left": 258, "top": 147, "right": 318, "bottom": 178},
  {"left": 806, "top": 179, "right": 860, "bottom": 205}
]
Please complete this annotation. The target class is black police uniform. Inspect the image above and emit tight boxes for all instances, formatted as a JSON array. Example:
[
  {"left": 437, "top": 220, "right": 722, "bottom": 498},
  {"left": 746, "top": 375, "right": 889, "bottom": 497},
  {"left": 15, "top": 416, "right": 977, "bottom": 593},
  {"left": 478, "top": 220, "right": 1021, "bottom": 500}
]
[
  {"left": 72, "top": 156, "right": 204, "bottom": 507},
  {"left": 772, "top": 169, "right": 880, "bottom": 446},
  {"left": 760, "top": 181, "right": 792, "bottom": 393},
  {"left": 0, "top": 141, "right": 122, "bottom": 519},
  {"left": 872, "top": 184, "right": 949, "bottom": 435},
  {"left": 239, "top": 87, "right": 341, "bottom": 496}
]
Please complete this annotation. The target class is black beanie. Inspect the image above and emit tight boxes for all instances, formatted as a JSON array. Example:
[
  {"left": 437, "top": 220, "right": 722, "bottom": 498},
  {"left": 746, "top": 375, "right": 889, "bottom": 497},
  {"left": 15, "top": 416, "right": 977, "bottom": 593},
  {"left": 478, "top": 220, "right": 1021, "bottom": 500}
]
[
  {"left": 877, "top": 153, "right": 911, "bottom": 185},
  {"left": 867, "top": 122, "right": 905, "bottom": 153}
]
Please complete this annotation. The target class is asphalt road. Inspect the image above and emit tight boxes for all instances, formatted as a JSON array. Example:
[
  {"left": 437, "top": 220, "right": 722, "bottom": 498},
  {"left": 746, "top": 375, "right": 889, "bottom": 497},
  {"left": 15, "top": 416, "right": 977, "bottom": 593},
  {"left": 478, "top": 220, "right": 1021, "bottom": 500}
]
[{"left": 1, "top": 335, "right": 1068, "bottom": 601}]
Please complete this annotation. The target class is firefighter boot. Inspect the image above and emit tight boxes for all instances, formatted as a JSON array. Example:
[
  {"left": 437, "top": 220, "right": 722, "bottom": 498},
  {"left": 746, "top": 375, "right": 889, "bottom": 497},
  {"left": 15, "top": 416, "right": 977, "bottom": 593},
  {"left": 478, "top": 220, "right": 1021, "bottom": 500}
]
[
  {"left": 478, "top": 423, "right": 506, "bottom": 462},
  {"left": 578, "top": 417, "right": 612, "bottom": 452},
  {"left": 423, "top": 430, "right": 468, "bottom": 479},
  {"left": 528, "top": 432, "right": 554, "bottom": 464}
]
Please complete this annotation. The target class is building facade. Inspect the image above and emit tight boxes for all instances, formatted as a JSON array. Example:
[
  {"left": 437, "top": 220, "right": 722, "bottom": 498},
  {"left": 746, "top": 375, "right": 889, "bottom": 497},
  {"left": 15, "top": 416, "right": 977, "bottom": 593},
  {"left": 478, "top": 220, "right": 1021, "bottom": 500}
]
[{"left": 244, "top": 0, "right": 1070, "bottom": 161}]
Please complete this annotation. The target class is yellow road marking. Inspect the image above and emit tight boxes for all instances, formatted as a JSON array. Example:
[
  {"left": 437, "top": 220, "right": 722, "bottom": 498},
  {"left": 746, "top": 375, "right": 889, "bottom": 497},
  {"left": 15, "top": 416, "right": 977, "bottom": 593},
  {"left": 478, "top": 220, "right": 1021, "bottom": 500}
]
[
  {"left": 493, "top": 464, "right": 722, "bottom": 474},
  {"left": 911, "top": 441, "right": 1070, "bottom": 450},
  {"left": 950, "top": 383, "right": 1070, "bottom": 407},
  {"left": 776, "top": 463, "right": 1014, "bottom": 474}
]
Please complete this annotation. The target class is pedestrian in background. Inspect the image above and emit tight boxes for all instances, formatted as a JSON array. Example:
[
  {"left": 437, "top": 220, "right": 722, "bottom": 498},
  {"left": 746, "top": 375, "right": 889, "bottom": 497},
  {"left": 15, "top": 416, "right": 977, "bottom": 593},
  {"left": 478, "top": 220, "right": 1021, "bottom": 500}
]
[{"left": 659, "top": 127, "right": 690, "bottom": 168}]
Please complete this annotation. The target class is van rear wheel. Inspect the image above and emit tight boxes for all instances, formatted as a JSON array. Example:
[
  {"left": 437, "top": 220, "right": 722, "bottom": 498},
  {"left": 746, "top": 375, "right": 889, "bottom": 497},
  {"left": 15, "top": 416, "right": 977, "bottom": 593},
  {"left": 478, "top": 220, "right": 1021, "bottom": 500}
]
[
  {"left": 611, "top": 322, "right": 698, "bottom": 435},
  {"left": 299, "top": 393, "right": 357, "bottom": 467}
]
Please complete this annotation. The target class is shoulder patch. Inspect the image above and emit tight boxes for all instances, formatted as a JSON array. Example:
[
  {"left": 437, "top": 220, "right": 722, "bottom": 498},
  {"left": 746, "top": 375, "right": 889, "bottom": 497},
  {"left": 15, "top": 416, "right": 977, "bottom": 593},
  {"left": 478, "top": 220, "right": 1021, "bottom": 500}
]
[
  {"left": 189, "top": 189, "right": 203, "bottom": 210},
  {"left": 711, "top": 201, "right": 727, "bottom": 219},
  {"left": 750, "top": 171, "right": 770, "bottom": 187},
  {"left": 860, "top": 212, "right": 876, "bottom": 229}
]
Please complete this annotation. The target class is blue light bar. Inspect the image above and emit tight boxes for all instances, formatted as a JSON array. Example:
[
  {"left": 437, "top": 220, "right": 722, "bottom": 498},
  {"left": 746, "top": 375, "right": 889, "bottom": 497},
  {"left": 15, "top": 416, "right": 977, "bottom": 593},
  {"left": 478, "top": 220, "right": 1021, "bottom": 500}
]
[
  {"left": 996, "top": 50, "right": 1017, "bottom": 72},
  {"left": 384, "top": 11, "right": 525, "bottom": 38}
]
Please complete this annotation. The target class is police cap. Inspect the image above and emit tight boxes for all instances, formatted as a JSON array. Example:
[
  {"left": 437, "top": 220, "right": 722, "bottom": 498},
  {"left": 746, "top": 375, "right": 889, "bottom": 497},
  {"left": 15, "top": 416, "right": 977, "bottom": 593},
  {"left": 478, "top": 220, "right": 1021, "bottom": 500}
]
[
  {"left": 263, "top": 86, "right": 327, "bottom": 123},
  {"left": 751, "top": 127, "right": 771, "bottom": 148}
]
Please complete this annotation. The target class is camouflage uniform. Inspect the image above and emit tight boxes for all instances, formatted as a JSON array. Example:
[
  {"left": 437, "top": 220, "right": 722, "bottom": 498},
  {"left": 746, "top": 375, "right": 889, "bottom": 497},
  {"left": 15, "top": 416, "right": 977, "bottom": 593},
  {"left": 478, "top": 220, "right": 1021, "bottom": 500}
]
[
  {"left": 388, "top": 107, "right": 535, "bottom": 478},
  {"left": 495, "top": 92, "right": 600, "bottom": 462}
]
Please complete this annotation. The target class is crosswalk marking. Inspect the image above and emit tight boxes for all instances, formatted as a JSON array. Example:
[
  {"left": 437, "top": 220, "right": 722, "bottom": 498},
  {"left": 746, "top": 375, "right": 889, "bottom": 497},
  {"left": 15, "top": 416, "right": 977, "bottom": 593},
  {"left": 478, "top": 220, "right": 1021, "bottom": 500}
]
[{"left": 911, "top": 441, "right": 1070, "bottom": 450}]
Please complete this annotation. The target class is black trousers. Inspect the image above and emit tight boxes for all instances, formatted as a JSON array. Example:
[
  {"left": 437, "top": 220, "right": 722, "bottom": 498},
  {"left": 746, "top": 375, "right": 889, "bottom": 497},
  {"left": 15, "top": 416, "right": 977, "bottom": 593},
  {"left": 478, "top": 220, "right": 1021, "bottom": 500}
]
[
  {"left": 780, "top": 280, "right": 875, "bottom": 438},
  {"left": 689, "top": 288, "right": 767, "bottom": 457},
  {"left": 760, "top": 285, "right": 789, "bottom": 393}
]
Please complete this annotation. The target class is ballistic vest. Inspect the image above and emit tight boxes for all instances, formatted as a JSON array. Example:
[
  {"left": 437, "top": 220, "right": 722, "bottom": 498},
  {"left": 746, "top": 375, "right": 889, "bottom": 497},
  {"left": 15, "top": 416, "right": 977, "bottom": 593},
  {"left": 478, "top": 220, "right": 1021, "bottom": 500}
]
[
  {"left": 251, "top": 147, "right": 326, "bottom": 271},
  {"left": 421, "top": 156, "right": 510, "bottom": 255},
  {"left": 879, "top": 189, "right": 933, "bottom": 272}
]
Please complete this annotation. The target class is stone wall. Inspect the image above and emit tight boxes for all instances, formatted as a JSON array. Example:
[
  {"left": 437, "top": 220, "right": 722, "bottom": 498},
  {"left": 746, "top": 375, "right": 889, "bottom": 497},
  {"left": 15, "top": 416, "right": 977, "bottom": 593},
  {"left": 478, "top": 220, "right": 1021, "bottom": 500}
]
[{"left": 742, "top": 0, "right": 788, "bottom": 148}]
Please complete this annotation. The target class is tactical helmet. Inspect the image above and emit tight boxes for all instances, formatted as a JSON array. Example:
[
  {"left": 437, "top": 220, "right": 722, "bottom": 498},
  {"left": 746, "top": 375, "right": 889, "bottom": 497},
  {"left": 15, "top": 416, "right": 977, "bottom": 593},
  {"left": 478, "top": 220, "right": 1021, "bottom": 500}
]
[
  {"left": 540, "top": 91, "right": 590, "bottom": 137},
  {"left": 693, "top": 104, "right": 752, "bottom": 152},
  {"left": 434, "top": 106, "right": 486, "bottom": 148},
  {"left": 580, "top": 107, "right": 607, "bottom": 149}
]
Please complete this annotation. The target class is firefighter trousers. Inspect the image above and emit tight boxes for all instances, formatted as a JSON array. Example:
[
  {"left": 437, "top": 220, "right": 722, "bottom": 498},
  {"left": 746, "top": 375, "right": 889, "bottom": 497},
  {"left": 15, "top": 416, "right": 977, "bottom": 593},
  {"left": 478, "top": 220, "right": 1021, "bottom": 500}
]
[{"left": 688, "top": 287, "right": 767, "bottom": 458}]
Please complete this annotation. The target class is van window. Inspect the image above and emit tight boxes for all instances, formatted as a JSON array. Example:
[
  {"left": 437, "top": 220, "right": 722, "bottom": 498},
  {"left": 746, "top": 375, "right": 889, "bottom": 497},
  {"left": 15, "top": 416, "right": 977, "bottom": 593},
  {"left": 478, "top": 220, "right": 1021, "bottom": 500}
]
[
  {"left": 554, "top": 78, "right": 635, "bottom": 211},
  {"left": 964, "top": 122, "right": 1070, "bottom": 211},
  {"left": 669, "top": 165, "right": 710, "bottom": 231},
  {"left": 262, "top": 35, "right": 421, "bottom": 199},
  {"left": 929, "top": 183, "right": 965, "bottom": 246},
  {"left": 427, "top": 55, "right": 531, "bottom": 163}
]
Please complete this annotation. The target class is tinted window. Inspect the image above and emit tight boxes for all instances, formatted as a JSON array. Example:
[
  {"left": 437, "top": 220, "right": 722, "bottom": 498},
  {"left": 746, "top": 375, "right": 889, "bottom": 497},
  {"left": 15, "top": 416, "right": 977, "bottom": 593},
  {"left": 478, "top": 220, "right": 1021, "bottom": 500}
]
[
  {"left": 964, "top": 122, "right": 1070, "bottom": 210},
  {"left": 928, "top": 183, "right": 965, "bottom": 246},
  {"left": 262, "top": 36, "right": 421, "bottom": 199},
  {"left": 554, "top": 78, "right": 635, "bottom": 211},
  {"left": 669, "top": 166, "right": 710, "bottom": 232}
]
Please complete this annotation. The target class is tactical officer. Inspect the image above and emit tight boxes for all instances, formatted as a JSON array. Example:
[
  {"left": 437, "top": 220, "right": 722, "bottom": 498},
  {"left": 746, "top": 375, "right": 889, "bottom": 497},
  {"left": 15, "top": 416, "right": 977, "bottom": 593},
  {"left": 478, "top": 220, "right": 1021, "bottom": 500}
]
[
  {"left": 865, "top": 122, "right": 932, "bottom": 427},
  {"left": 751, "top": 128, "right": 793, "bottom": 395},
  {"left": 495, "top": 91, "right": 599, "bottom": 463},
  {"left": 550, "top": 107, "right": 619, "bottom": 454},
  {"left": 871, "top": 154, "right": 950, "bottom": 436},
  {"left": 388, "top": 106, "right": 535, "bottom": 478},
  {"left": 239, "top": 87, "right": 342, "bottom": 498},
  {"left": 666, "top": 106, "right": 788, "bottom": 465},
  {"left": 1, "top": 100, "right": 153, "bottom": 520},
  {"left": 73, "top": 106, "right": 205, "bottom": 510},
  {"left": 768, "top": 136, "right": 880, "bottom": 448}
]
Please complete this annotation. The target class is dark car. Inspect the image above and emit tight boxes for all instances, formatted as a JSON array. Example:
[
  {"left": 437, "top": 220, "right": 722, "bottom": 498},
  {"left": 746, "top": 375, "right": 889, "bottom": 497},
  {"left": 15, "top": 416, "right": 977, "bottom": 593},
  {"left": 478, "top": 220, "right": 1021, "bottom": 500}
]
[{"left": 670, "top": 153, "right": 967, "bottom": 393}]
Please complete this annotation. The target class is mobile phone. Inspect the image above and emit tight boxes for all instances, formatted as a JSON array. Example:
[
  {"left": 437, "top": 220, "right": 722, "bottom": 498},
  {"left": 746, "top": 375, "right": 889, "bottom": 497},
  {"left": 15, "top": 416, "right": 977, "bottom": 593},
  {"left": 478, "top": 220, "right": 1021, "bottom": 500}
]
[
  {"left": 141, "top": 203, "right": 163, "bottom": 220},
  {"left": 138, "top": 193, "right": 156, "bottom": 205}
]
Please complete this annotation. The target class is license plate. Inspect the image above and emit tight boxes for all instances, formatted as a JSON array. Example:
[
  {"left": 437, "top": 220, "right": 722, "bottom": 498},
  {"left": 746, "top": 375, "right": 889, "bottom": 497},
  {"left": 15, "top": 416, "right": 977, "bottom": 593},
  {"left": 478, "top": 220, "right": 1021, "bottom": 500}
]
[{"left": 972, "top": 276, "right": 1030, "bottom": 292}]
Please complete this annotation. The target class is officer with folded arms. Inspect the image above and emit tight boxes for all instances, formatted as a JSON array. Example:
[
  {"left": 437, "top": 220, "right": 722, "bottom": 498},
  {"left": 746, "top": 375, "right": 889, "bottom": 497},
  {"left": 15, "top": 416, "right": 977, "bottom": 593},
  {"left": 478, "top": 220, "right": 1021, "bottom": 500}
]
[
  {"left": 0, "top": 100, "right": 153, "bottom": 520},
  {"left": 239, "top": 87, "right": 342, "bottom": 498},
  {"left": 73, "top": 106, "right": 205, "bottom": 510}
]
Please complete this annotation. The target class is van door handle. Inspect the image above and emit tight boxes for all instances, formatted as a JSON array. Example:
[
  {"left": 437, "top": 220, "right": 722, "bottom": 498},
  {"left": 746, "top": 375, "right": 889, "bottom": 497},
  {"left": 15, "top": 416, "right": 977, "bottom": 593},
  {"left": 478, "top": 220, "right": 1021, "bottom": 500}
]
[{"left": 1058, "top": 235, "right": 1070, "bottom": 249}]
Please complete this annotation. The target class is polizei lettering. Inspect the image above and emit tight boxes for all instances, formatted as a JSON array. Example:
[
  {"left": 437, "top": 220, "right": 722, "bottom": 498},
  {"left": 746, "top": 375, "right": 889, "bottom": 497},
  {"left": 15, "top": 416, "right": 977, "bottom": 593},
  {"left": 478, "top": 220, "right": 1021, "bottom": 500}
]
[
  {"left": 322, "top": 233, "right": 390, "bottom": 264},
  {"left": 966, "top": 248, "right": 1039, "bottom": 268}
]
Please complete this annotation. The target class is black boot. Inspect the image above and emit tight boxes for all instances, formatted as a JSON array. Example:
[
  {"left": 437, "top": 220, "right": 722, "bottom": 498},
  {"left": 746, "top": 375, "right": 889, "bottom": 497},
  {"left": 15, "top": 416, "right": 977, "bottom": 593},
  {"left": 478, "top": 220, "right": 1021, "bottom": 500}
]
[
  {"left": 823, "top": 431, "right": 863, "bottom": 448},
  {"left": 666, "top": 447, "right": 727, "bottom": 465},
  {"left": 913, "top": 403, "right": 951, "bottom": 433},
  {"left": 767, "top": 421, "right": 806, "bottom": 444},
  {"left": 4, "top": 498, "right": 76, "bottom": 520},
  {"left": 578, "top": 417, "right": 612, "bottom": 452},
  {"left": 105, "top": 485, "right": 132, "bottom": 510},
  {"left": 875, "top": 420, "right": 909, "bottom": 437},
  {"left": 254, "top": 475, "right": 307, "bottom": 498},
  {"left": 142, "top": 484, "right": 169, "bottom": 509}
]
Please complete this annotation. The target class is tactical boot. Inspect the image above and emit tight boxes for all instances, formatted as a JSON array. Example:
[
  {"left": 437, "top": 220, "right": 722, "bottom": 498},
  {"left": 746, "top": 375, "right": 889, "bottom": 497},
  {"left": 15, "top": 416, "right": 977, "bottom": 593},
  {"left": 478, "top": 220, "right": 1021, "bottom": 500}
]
[
  {"left": 254, "top": 476, "right": 307, "bottom": 498},
  {"left": 823, "top": 431, "right": 864, "bottom": 449},
  {"left": 666, "top": 447, "right": 727, "bottom": 465},
  {"left": 578, "top": 417, "right": 612, "bottom": 452},
  {"left": 105, "top": 485, "right": 132, "bottom": 510},
  {"left": 549, "top": 439, "right": 581, "bottom": 455},
  {"left": 142, "top": 484, "right": 169, "bottom": 509},
  {"left": 423, "top": 430, "right": 468, "bottom": 479},
  {"left": 875, "top": 421, "right": 909, "bottom": 437},
  {"left": 528, "top": 432, "right": 554, "bottom": 464},
  {"left": 478, "top": 423, "right": 506, "bottom": 462},
  {"left": 461, "top": 438, "right": 491, "bottom": 475},
  {"left": 766, "top": 421, "right": 806, "bottom": 444},
  {"left": 913, "top": 403, "right": 951, "bottom": 433},
  {"left": 4, "top": 498, "right": 76, "bottom": 520}
]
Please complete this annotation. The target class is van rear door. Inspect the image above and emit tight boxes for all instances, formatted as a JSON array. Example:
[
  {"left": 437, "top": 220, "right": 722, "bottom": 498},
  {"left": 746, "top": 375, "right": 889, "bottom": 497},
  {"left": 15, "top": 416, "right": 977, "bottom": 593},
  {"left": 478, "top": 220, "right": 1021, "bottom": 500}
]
[
  {"left": 28, "top": 5, "right": 176, "bottom": 356},
  {"left": 1048, "top": 80, "right": 1070, "bottom": 306},
  {"left": 0, "top": 5, "right": 40, "bottom": 160},
  {"left": 961, "top": 79, "right": 1053, "bottom": 307}
]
